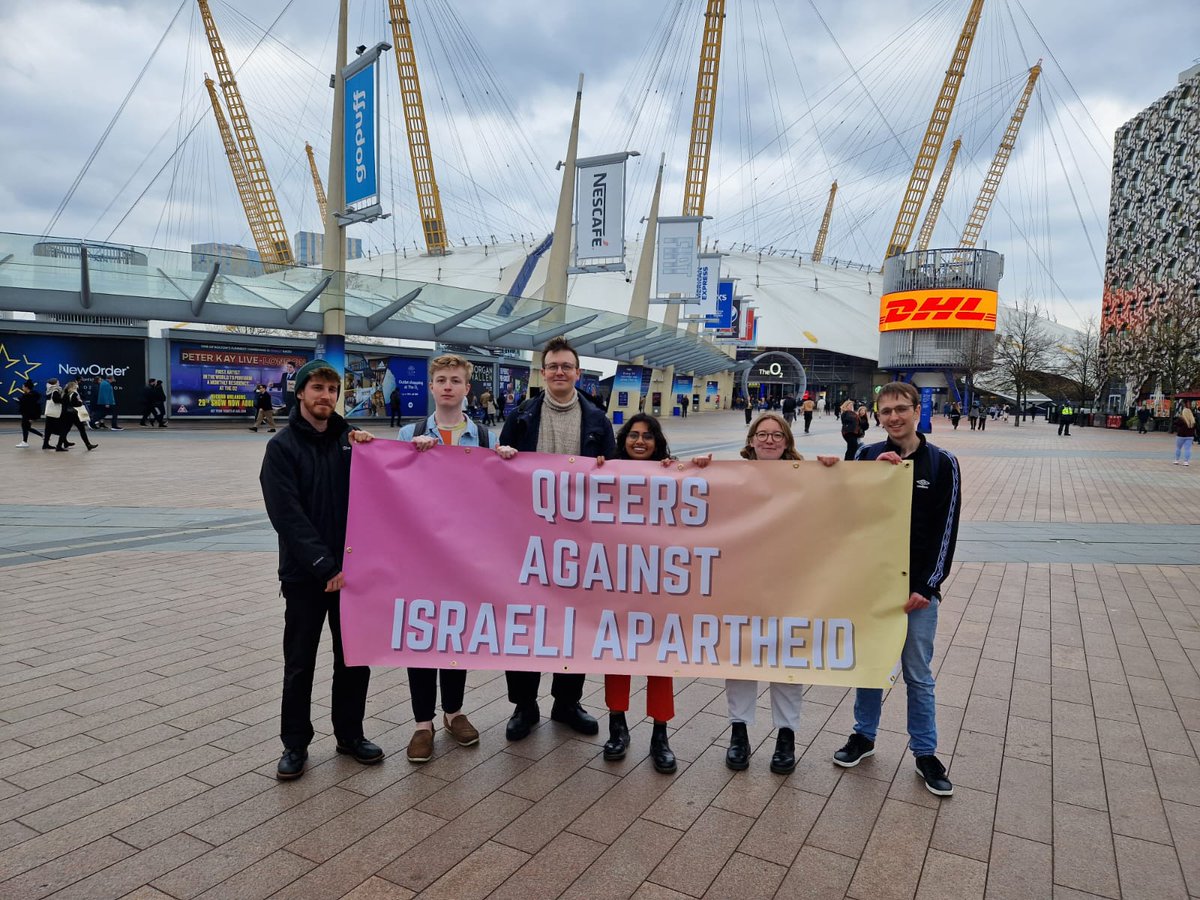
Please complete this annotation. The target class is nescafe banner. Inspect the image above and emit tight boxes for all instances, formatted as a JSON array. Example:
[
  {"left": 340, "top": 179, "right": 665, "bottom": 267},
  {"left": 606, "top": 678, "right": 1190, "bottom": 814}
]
[{"left": 0, "top": 333, "right": 146, "bottom": 417}]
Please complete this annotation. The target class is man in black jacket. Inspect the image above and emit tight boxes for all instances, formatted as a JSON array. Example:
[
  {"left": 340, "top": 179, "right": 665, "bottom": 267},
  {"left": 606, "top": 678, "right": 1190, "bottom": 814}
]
[
  {"left": 497, "top": 336, "right": 616, "bottom": 741},
  {"left": 260, "top": 359, "right": 383, "bottom": 779},
  {"left": 833, "top": 381, "right": 961, "bottom": 797}
]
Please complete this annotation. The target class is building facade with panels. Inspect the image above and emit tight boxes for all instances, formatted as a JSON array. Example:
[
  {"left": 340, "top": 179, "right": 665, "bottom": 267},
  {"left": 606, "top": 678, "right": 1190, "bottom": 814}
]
[{"left": 1102, "top": 64, "right": 1199, "bottom": 336}]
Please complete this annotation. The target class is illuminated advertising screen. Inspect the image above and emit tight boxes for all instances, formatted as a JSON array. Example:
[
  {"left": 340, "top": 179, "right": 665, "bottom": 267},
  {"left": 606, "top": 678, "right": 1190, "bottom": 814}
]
[
  {"left": 344, "top": 351, "right": 427, "bottom": 419},
  {"left": 169, "top": 342, "right": 310, "bottom": 416},
  {"left": 0, "top": 333, "right": 145, "bottom": 417},
  {"left": 878, "top": 289, "right": 999, "bottom": 332},
  {"left": 498, "top": 364, "right": 529, "bottom": 410}
]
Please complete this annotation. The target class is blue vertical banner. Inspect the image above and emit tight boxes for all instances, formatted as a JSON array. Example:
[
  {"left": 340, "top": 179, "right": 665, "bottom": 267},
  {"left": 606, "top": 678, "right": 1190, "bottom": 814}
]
[
  {"left": 706, "top": 280, "right": 734, "bottom": 331},
  {"left": 315, "top": 334, "right": 346, "bottom": 390},
  {"left": 344, "top": 63, "right": 378, "bottom": 206},
  {"left": 919, "top": 386, "right": 934, "bottom": 434}
]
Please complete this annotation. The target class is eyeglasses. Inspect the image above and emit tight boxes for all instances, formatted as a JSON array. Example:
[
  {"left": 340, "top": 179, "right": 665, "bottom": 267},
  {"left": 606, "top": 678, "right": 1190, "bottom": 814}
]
[
  {"left": 542, "top": 363, "right": 577, "bottom": 373},
  {"left": 878, "top": 404, "right": 914, "bottom": 416},
  {"left": 626, "top": 431, "right": 654, "bottom": 441},
  {"left": 753, "top": 431, "right": 787, "bottom": 442}
]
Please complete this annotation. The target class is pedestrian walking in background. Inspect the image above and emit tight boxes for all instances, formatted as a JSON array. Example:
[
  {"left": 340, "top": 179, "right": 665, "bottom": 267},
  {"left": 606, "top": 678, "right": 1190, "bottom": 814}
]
[
  {"left": 249, "top": 384, "right": 277, "bottom": 432},
  {"left": 1058, "top": 402, "right": 1074, "bottom": 436},
  {"left": 840, "top": 400, "right": 861, "bottom": 460},
  {"left": 16, "top": 380, "right": 43, "bottom": 448},
  {"left": 152, "top": 380, "right": 168, "bottom": 427},
  {"left": 857, "top": 405, "right": 871, "bottom": 447},
  {"left": 94, "top": 375, "right": 117, "bottom": 430},
  {"left": 57, "top": 381, "right": 98, "bottom": 452},
  {"left": 138, "top": 379, "right": 156, "bottom": 427},
  {"left": 949, "top": 402, "right": 962, "bottom": 430},
  {"left": 41, "top": 378, "right": 64, "bottom": 451},
  {"left": 968, "top": 403, "right": 979, "bottom": 430},
  {"left": 1173, "top": 406, "right": 1195, "bottom": 466},
  {"left": 1137, "top": 405, "right": 1152, "bottom": 433}
]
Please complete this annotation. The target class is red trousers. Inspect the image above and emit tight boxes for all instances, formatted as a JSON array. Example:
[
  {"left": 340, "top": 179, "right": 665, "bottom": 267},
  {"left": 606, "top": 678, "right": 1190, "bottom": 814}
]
[{"left": 604, "top": 674, "right": 675, "bottom": 722}]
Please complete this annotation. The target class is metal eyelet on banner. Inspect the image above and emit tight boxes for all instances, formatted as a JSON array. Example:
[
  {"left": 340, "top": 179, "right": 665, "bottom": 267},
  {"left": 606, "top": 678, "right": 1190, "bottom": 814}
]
[
  {"left": 464, "top": 448, "right": 472, "bottom": 454},
  {"left": 677, "top": 463, "right": 685, "bottom": 470},
  {"left": 568, "top": 456, "right": 576, "bottom": 463},
  {"left": 793, "top": 463, "right": 800, "bottom": 469},
  {"left": 345, "top": 547, "right": 353, "bottom": 553}
]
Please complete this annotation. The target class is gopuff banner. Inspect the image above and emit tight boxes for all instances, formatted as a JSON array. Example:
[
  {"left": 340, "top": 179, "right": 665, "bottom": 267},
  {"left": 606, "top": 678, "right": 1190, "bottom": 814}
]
[{"left": 341, "top": 442, "right": 912, "bottom": 687}]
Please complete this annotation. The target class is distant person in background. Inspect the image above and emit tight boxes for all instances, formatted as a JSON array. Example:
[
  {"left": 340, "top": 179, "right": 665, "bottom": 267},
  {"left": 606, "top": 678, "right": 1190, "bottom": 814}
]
[
  {"left": 1173, "top": 406, "right": 1194, "bottom": 465},
  {"left": 16, "top": 380, "right": 43, "bottom": 448},
  {"left": 139, "top": 379, "right": 156, "bottom": 427},
  {"left": 250, "top": 384, "right": 277, "bottom": 433},
  {"left": 41, "top": 378, "right": 64, "bottom": 451},
  {"left": 1137, "top": 405, "right": 1152, "bottom": 434},
  {"left": 57, "top": 381, "right": 98, "bottom": 452},
  {"left": 857, "top": 405, "right": 871, "bottom": 447},
  {"left": 152, "top": 380, "right": 168, "bottom": 427},
  {"left": 782, "top": 393, "right": 797, "bottom": 424},
  {"left": 976, "top": 403, "right": 987, "bottom": 432},
  {"left": 94, "top": 375, "right": 115, "bottom": 430},
  {"left": 968, "top": 403, "right": 979, "bottom": 431},
  {"left": 840, "top": 400, "right": 860, "bottom": 460},
  {"left": 1058, "top": 402, "right": 1074, "bottom": 437},
  {"left": 88, "top": 377, "right": 104, "bottom": 430},
  {"left": 949, "top": 402, "right": 962, "bottom": 430},
  {"left": 802, "top": 395, "right": 815, "bottom": 433},
  {"left": 389, "top": 387, "right": 402, "bottom": 427}
]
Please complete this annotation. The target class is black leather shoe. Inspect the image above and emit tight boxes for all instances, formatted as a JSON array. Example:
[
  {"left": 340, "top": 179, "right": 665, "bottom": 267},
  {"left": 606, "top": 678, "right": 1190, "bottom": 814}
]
[
  {"left": 650, "top": 721, "right": 676, "bottom": 774},
  {"left": 770, "top": 727, "right": 796, "bottom": 774},
  {"left": 277, "top": 748, "right": 307, "bottom": 780},
  {"left": 505, "top": 703, "right": 540, "bottom": 741},
  {"left": 602, "top": 711, "right": 630, "bottom": 760},
  {"left": 335, "top": 737, "right": 384, "bottom": 764},
  {"left": 551, "top": 701, "right": 599, "bottom": 735},
  {"left": 726, "top": 722, "right": 750, "bottom": 771}
]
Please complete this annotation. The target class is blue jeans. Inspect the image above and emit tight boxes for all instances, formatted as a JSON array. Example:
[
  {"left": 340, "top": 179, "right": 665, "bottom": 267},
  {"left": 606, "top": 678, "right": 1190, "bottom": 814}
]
[
  {"left": 853, "top": 596, "right": 939, "bottom": 756},
  {"left": 1175, "top": 436, "right": 1192, "bottom": 462}
]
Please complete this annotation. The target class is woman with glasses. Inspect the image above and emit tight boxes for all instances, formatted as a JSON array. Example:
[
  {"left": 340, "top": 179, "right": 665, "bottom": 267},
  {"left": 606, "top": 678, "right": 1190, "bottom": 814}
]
[
  {"left": 595, "top": 413, "right": 685, "bottom": 773},
  {"left": 725, "top": 412, "right": 835, "bottom": 774}
]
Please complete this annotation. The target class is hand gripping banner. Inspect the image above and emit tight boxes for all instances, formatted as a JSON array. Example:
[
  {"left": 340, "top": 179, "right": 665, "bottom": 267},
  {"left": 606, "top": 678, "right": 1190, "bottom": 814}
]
[{"left": 341, "top": 442, "right": 912, "bottom": 687}]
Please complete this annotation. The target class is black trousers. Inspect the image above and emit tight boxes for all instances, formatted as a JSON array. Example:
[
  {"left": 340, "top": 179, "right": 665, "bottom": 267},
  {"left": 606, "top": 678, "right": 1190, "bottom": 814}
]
[
  {"left": 41, "top": 417, "right": 62, "bottom": 449},
  {"left": 803, "top": 411, "right": 813, "bottom": 432},
  {"left": 506, "top": 670, "right": 584, "bottom": 708},
  {"left": 280, "top": 580, "right": 370, "bottom": 750},
  {"left": 408, "top": 667, "right": 466, "bottom": 722},
  {"left": 842, "top": 433, "right": 859, "bottom": 461},
  {"left": 21, "top": 417, "right": 43, "bottom": 441}
]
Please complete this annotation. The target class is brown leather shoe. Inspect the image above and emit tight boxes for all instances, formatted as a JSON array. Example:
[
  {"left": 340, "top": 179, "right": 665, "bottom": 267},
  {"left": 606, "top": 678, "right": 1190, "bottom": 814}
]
[
  {"left": 444, "top": 713, "right": 480, "bottom": 747},
  {"left": 406, "top": 727, "right": 434, "bottom": 763}
]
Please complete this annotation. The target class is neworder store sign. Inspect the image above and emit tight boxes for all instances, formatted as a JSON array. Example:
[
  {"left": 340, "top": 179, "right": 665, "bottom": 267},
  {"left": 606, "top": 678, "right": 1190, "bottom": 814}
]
[{"left": 341, "top": 442, "right": 913, "bottom": 688}]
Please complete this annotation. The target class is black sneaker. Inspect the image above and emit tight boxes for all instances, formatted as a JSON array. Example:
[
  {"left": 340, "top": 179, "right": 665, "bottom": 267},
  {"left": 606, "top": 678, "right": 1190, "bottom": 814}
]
[
  {"left": 832, "top": 733, "right": 876, "bottom": 768},
  {"left": 915, "top": 755, "right": 954, "bottom": 796}
]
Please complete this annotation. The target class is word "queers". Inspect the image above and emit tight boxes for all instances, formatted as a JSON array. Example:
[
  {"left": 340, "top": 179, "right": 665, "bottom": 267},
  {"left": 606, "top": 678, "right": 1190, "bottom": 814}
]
[
  {"left": 390, "top": 599, "right": 857, "bottom": 670},
  {"left": 531, "top": 469, "right": 709, "bottom": 526}
]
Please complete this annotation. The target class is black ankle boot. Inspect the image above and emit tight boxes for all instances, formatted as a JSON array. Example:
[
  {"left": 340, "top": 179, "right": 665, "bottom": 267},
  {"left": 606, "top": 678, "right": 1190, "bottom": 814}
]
[
  {"left": 602, "top": 711, "right": 630, "bottom": 761},
  {"left": 770, "top": 727, "right": 796, "bottom": 774},
  {"left": 650, "top": 720, "right": 676, "bottom": 774},
  {"left": 726, "top": 722, "right": 750, "bottom": 771}
]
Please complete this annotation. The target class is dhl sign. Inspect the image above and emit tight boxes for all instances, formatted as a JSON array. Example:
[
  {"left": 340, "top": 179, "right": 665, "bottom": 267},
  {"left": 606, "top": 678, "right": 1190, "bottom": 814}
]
[{"left": 878, "top": 289, "right": 998, "bottom": 333}]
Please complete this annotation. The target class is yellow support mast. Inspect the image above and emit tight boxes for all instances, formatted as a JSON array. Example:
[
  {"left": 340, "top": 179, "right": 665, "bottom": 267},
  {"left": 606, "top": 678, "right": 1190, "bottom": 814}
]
[
  {"left": 811, "top": 180, "right": 837, "bottom": 264},
  {"left": 883, "top": 0, "right": 985, "bottom": 262},
  {"left": 915, "top": 136, "right": 961, "bottom": 251},
  {"left": 305, "top": 142, "right": 328, "bottom": 223},
  {"left": 204, "top": 76, "right": 272, "bottom": 263},
  {"left": 387, "top": 0, "right": 448, "bottom": 255},
  {"left": 682, "top": 0, "right": 726, "bottom": 218},
  {"left": 198, "top": 0, "right": 293, "bottom": 269},
  {"left": 959, "top": 62, "right": 1041, "bottom": 248}
]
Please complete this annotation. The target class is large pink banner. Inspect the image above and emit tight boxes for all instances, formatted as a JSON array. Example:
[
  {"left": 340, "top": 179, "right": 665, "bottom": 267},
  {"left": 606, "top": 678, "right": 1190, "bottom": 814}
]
[{"left": 341, "top": 441, "right": 912, "bottom": 687}]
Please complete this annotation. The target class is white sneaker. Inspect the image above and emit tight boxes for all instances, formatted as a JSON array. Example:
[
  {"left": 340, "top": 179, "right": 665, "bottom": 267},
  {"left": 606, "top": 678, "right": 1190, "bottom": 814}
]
[
  {"left": 15, "top": 441, "right": 29, "bottom": 448},
  {"left": 1174, "top": 460, "right": 1180, "bottom": 465},
  {"left": 1185, "top": 461, "right": 1191, "bottom": 466}
]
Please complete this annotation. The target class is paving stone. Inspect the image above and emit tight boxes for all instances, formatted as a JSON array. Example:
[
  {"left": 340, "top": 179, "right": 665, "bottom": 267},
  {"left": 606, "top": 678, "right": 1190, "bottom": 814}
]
[
  {"left": 561, "top": 818, "right": 682, "bottom": 900},
  {"left": 640, "top": 744, "right": 734, "bottom": 832},
  {"left": 1102, "top": 758, "right": 1173, "bottom": 843},
  {"left": 645, "top": 806, "right": 754, "bottom": 896},
  {"left": 994, "top": 757, "right": 1053, "bottom": 843},
  {"left": 805, "top": 770, "right": 890, "bottom": 858},
  {"left": 985, "top": 832, "right": 1053, "bottom": 899},
  {"left": 1052, "top": 802, "right": 1120, "bottom": 898},
  {"left": 736, "top": 786, "right": 825, "bottom": 866},
  {"left": 915, "top": 848, "right": 989, "bottom": 900},
  {"left": 776, "top": 845, "right": 858, "bottom": 899},
  {"left": 494, "top": 764, "right": 618, "bottom": 854},
  {"left": 1112, "top": 835, "right": 1188, "bottom": 900},
  {"left": 489, "top": 831, "right": 607, "bottom": 900},
  {"left": 1163, "top": 800, "right": 1200, "bottom": 896},
  {"left": 700, "top": 850, "right": 786, "bottom": 899},
  {"left": 1052, "top": 736, "right": 1107, "bottom": 810},
  {"left": 1148, "top": 749, "right": 1200, "bottom": 806},
  {"left": 419, "top": 840, "right": 529, "bottom": 900},
  {"left": 930, "top": 784, "right": 996, "bottom": 862},
  {"left": 848, "top": 797, "right": 938, "bottom": 899}
]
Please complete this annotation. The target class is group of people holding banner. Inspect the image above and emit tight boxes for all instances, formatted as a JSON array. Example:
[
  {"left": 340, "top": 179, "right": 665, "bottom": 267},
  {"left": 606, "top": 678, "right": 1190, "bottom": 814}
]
[{"left": 259, "top": 336, "right": 961, "bottom": 797}]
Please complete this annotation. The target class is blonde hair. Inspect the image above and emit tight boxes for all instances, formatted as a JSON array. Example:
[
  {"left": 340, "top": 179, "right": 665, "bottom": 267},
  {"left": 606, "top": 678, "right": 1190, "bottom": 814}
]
[
  {"left": 429, "top": 354, "right": 473, "bottom": 379},
  {"left": 1180, "top": 407, "right": 1196, "bottom": 429},
  {"left": 840, "top": 400, "right": 855, "bottom": 413},
  {"left": 741, "top": 411, "right": 803, "bottom": 461}
]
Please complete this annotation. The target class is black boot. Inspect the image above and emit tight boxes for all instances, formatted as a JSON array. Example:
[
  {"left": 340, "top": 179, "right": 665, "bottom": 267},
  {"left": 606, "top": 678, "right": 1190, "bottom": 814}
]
[
  {"left": 602, "top": 711, "right": 630, "bottom": 761},
  {"left": 770, "top": 727, "right": 796, "bottom": 774},
  {"left": 726, "top": 722, "right": 750, "bottom": 771},
  {"left": 650, "top": 720, "right": 676, "bottom": 774}
]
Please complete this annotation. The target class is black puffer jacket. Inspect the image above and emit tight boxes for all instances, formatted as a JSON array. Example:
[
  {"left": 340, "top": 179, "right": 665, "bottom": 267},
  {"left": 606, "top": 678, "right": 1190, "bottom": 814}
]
[
  {"left": 260, "top": 407, "right": 358, "bottom": 584},
  {"left": 19, "top": 389, "right": 42, "bottom": 419}
]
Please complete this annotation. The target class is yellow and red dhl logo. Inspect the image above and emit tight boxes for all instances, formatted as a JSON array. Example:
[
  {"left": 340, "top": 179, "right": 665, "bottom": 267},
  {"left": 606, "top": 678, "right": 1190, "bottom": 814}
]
[{"left": 878, "top": 289, "right": 998, "bottom": 332}]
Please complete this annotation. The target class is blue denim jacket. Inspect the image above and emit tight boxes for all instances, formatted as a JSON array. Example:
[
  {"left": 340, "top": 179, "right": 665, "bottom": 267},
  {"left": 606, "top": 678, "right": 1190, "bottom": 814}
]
[{"left": 397, "top": 414, "right": 489, "bottom": 447}]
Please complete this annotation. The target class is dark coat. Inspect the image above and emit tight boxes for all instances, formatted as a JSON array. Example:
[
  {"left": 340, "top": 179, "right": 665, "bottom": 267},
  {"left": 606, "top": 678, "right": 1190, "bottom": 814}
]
[
  {"left": 254, "top": 390, "right": 274, "bottom": 411},
  {"left": 259, "top": 407, "right": 359, "bottom": 585},
  {"left": 499, "top": 392, "right": 615, "bottom": 458},
  {"left": 18, "top": 389, "right": 42, "bottom": 419}
]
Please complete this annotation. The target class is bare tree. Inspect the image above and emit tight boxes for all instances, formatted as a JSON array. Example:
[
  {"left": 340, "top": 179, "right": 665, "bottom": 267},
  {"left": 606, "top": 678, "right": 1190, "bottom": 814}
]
[
  {"left": 952, "top": 331, "right": 994, "bottom": 411},
  {"left": 1059, "top": 317, "right": 1109, "bottom": 410},
  {"left": 993, "top": 297, "right": 1058, "bottom": 426},
  {"left": 1144, "top": 292, "right": 1200, "bottom": 399}
]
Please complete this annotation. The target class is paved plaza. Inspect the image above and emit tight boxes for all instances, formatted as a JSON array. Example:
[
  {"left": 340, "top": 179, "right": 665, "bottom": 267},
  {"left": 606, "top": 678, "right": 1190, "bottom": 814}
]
[{"left": 1, "top": 410, "right": 1199, "bottom": 899}]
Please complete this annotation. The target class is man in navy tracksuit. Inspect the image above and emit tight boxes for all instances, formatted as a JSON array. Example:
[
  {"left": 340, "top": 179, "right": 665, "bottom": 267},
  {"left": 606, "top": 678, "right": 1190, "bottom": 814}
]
[
  {"left": 259, "top": 359, "right": 384, "bottom": 780},
  {"left": 833, "top": 381, "right": 961, "bottom": 797}
]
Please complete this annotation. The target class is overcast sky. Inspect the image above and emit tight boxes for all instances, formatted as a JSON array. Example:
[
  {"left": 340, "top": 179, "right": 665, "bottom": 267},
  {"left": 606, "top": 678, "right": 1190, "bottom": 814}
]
[{"left": 2, "top": 0, "right": 1197, "bottom": 329}]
